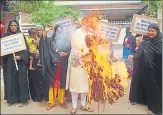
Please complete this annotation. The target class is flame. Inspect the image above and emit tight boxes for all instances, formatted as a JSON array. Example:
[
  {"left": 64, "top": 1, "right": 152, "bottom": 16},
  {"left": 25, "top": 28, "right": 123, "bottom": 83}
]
[{"left": 72, "top": 11, "right": 128, "bottom": 105}]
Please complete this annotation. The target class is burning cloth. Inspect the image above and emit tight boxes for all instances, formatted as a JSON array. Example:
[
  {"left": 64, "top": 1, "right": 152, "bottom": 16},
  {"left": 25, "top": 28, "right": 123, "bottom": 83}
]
[{"left": 74, "top": 12, "right": 129, "bottom": 105}]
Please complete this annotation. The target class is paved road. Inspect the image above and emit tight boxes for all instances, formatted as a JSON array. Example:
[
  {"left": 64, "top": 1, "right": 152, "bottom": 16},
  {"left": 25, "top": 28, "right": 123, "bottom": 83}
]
[
  {"left": 1, "top": 45, "right": 148, "bottom": 114},
  {"left": 1, "top": 80, "right": 148, "bottom": 114}
]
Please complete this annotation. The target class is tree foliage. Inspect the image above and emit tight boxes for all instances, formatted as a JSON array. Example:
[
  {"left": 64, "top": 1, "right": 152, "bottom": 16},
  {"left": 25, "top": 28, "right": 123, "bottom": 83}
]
[
  {"left": 142, "top": 0, "right": 162, "bottom": 16},
  {"left": 11, "top": 1, "right": 79, "bottom": 26}
]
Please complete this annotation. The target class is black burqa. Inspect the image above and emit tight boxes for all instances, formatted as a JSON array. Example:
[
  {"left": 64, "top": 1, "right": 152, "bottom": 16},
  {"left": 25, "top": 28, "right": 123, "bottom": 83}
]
[
  {"left": 39, "top": 25, "right": 71, "bottom": 88},
  {"left": 28, "top": 57, "right": 49, "bottom": 102},
  {"left": 50, "top": 28, "right": 71, "bottom": 89},
  {"left": 129, "top": 39, "right": 146, "bottom": 104},
  {"left": 1, "top": 19, "right": 30, "bottom": 104},
  {"left": 129, "top": 23, "right": 162, "bottom": 114},
  {"left": 39, "top": 26, "right": 59, "bottom": 87}
]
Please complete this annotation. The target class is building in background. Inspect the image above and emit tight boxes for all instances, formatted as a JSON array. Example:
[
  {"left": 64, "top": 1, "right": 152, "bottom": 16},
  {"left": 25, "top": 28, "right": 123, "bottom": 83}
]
[
  {"left": 54, "top": 1, "right": 148, "bottom": 25},
  {"left": 54, "top": 1, "right": 148, "bottom": 44}
]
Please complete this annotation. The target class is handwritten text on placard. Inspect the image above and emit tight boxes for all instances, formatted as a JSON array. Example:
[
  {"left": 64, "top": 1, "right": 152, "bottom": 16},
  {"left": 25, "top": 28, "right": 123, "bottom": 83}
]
[
  {"left": 106, "top": 26, "right": 118, "bottom": 40},
  {"left": 99, "top": 21, "right": 121, "bottom": 42},
  {"left": 130, "top": 14, "right": 161, "bottom": 35},
  {"left": 52, "top": 17, "right": 74, "bottom": 34},
  {"left": 134, "top": 17, "right": 157, "bottom": 32},
  {"left": 1, "top": 33, "right": 26, "bottom": 56}
]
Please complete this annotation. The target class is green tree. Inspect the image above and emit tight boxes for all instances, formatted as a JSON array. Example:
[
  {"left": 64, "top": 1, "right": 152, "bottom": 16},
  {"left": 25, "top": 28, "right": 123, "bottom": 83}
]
[
  {"left": 11, "top": 1, "right": 79, "bottom": 26},
  {"left": 142, "top": 0, "right": 162, "bottom": 16}
]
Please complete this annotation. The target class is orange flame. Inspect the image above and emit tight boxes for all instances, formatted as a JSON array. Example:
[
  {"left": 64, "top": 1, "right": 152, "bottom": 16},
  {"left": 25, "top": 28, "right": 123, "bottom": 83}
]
[{"left": 76, "top": 11, "right": 128, "bottom": 105}]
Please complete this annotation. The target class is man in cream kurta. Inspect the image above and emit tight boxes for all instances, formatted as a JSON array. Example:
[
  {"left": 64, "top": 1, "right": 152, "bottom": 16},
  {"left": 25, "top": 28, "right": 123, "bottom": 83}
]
[{"left": 66, "top": 25, "right": 92, "bottom": 113}]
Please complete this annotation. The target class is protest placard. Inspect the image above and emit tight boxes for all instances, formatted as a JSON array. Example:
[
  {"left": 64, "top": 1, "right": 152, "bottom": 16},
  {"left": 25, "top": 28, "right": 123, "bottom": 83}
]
[
  {"left": 51, "top": 16, "right": 74, "bottom": 33},
  {"left": 130, "top": 14, "right": 161, "bottom": 35},
  {"left": 1, "top": 33, "right": 26, "bottom": 56},
  {"left": 98, "top": 21, "right": 122, "bottom": 42}
]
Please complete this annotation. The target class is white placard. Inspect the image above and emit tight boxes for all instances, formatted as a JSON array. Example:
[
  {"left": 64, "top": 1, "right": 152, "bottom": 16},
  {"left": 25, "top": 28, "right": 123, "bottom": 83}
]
[
  {"left": 1, "top": 33, "right": 26, "bottom": 56},
  {"left": 130, "top": 14, "right": 161, "bottom": 35},
  {"left": 98, "top": 21, "right": 122, "bottom": 42},
  {"left": 52, "top": 16, "right": 74, "bottom": 33}
]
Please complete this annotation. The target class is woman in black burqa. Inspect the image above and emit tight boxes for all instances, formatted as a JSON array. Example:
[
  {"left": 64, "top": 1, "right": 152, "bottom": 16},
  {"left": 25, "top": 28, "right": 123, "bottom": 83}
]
[
  {"left": 39, "top": 25, "right": 71, "bottom": 110},
  {"left": 129, "top": 35, "right": 147, "bottom": 106},
  {"left": 1, "top": 19, "right": 30, "bottom": 107},
  {"left": 129, "top": 23, "right": 162, "bottom": 114},
  {"left": 39, "top": 25, "right": 59, "bottom": 92}
]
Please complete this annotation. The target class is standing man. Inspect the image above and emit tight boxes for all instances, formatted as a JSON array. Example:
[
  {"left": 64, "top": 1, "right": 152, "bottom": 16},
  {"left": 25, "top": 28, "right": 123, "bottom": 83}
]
[
  {"left": 66, "top": 21, "right": 93, "bottom": 114},
  {"left": 36, "top": 25, "right": 44, "bottom": 40}
]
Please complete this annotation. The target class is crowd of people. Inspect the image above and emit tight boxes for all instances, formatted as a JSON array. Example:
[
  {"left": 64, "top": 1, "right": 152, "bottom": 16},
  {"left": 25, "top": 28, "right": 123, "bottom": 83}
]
[
  {"left": 1, "top": 19, "right": 95, "bottom": 114},
  {"left": 1, "top": 18, "right": 162, "bottom": 114}
]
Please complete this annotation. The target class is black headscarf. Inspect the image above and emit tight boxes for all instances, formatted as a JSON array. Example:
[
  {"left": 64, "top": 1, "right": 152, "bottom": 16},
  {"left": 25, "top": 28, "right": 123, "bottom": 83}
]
[
  {"left": 1, "top": 19, "right": 21, "bottom": 38},
  {"left": 148, "top": 23, "right": 162, "bottom": 40},
  {"left": 1, "top": 19, "right": 29, "bottom": 65},
  {"left": 143, "top": 23, "right": 162, "bottom": 53},
  {"left": 6, "top": 19, "right": 21, "bottom": 35},
  {"left": 51, "top": 25, "right": 62, "bottom": 40}
]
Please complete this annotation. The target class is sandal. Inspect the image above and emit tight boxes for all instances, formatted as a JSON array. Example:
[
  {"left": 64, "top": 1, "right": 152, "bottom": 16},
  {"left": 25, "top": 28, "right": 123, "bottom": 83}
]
[
  {"left": 70, "top": 108, "right": 77, "bottom": 115},
  {"left": 59, "top": 103, "right": 68, "bottom": 109},
  {"left": 46, "top": 104, "right": 56, "bottom": 110},
  {"left": 80, "top": 106, "right": 93, "bottom": 112}
]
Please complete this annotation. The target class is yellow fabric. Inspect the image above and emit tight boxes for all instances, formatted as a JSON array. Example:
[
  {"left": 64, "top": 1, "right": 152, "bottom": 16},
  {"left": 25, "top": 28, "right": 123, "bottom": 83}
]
[
  {"left": 48, "top": 87, "right": 65, "bottom": 105},
  {"left": 26, "top": 36, "right": 38, "bottom": 53}
]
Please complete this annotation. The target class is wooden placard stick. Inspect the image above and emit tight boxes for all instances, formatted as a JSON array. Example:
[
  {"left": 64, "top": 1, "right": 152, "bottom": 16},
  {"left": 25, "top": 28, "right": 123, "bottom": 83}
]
[{"left": 13, "top": 53, "right": 19, "bottom": 70}]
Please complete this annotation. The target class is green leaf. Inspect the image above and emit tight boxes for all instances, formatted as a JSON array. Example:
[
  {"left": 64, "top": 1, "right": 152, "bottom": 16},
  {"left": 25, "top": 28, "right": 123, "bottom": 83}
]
[
  {"left": 11, "top": 1, "right": 79, "bottom": 26},
  {"left": 142, "top": 0, "right": 162, "bottom": 16}
]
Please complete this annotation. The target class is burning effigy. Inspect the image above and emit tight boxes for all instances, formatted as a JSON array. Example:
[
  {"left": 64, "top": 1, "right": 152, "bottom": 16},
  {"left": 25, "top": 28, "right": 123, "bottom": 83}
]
[{"left": 70, "top": 11, "right": 128, "bottom": 112}]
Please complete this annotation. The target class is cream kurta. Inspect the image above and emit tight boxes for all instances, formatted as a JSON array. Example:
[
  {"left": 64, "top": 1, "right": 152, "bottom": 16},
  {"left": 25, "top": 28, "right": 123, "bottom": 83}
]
[
  {"left": 66, "top": 28, "right": 89, "bottom": 93},
  {"left": 66, "top": 60, "right": 89, "bottom": 93}
]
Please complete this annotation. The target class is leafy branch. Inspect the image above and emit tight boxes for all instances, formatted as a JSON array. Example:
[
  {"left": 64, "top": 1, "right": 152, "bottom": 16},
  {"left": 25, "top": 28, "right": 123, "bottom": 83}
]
[
  {"left": 11, "top": 1, "right": 79, "bottom": 26},
  {"left": 142, "top": 0, "right": 162, "bottom": 16}
]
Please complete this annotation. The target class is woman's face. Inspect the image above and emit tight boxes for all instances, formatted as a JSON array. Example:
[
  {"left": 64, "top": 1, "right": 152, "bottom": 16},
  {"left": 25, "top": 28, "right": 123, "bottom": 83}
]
[
  {"left": 10, "top": 22, "right": 18, "bottom": 32},
  {"left": 147, "top": 28, "right": 157, "bottom": 38}
]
